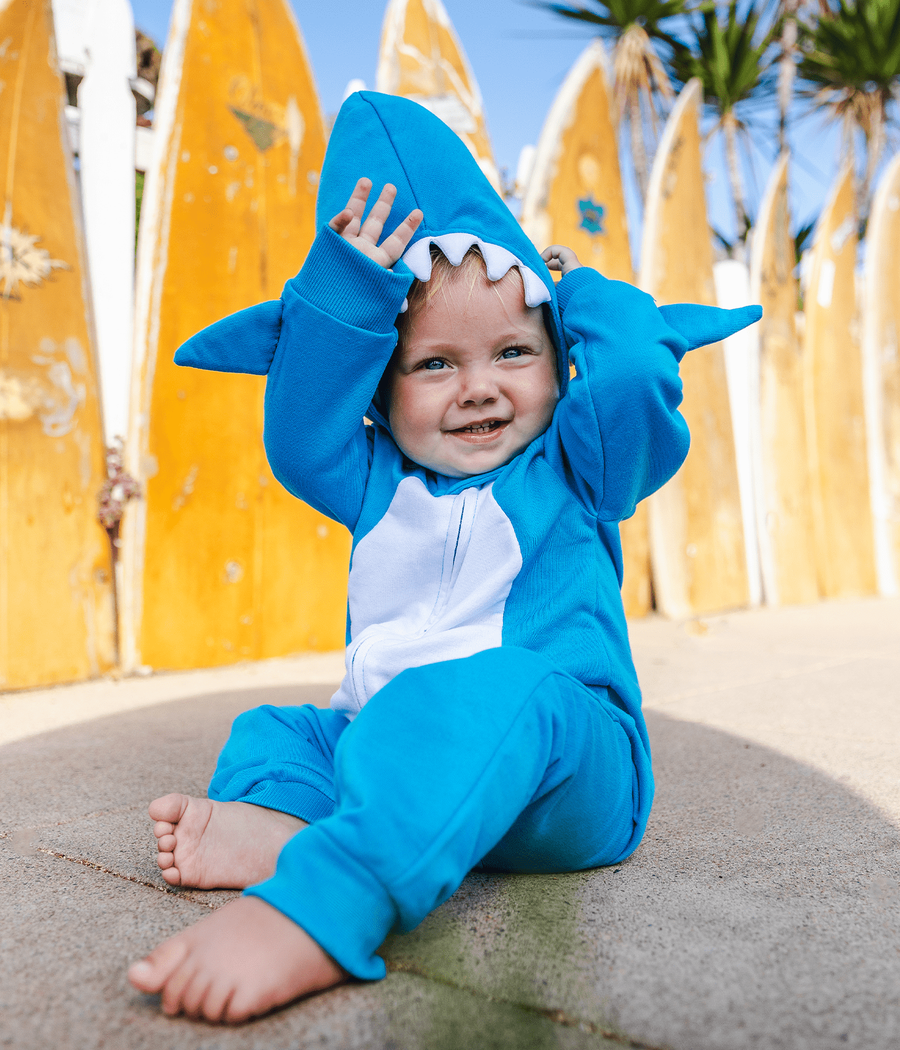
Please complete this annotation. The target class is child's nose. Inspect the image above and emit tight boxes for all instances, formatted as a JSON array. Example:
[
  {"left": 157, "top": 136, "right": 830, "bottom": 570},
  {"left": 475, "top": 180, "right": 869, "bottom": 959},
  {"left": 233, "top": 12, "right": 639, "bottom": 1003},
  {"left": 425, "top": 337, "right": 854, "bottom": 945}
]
[{"left": 458, "top": 368, "right": 499, "bottom": 405}]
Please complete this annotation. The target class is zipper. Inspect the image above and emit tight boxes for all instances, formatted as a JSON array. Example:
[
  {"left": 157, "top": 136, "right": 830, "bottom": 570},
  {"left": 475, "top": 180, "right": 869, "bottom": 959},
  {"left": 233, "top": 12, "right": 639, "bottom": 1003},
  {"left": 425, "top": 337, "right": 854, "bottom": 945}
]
[{"left": 348, "top": 486, "right": 481, "bottom": 707}]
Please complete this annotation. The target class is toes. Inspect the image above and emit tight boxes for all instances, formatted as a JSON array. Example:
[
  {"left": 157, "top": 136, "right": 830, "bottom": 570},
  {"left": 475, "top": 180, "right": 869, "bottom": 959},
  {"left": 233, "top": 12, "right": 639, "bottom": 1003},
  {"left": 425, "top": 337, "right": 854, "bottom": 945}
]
[
  {"left": 159, "top": 856, "right": 180, "bottom": 881},
  {"left": 149, "top": 793, "right": 190, "bottom": 824},
  {"left": 153, "top": 821, "right": 175, "bottom": 841},
  {"left": 224, "top": 985, "right": 261, "bottom": 1025},
  {"left": 156, "top": 833, "right": 177, "bottom": 853},
  {"left": 128, "top": 936, "right": 189, "bottom": 995},
  {"left": 180, "top": 969, "right": 214, "bottom": 1021},
  {"left": 201, "top": 977, "right": 236, "bottom": 1024},
  {"left": 161, "top": 956, "right": 199, "bottom": 1017}
]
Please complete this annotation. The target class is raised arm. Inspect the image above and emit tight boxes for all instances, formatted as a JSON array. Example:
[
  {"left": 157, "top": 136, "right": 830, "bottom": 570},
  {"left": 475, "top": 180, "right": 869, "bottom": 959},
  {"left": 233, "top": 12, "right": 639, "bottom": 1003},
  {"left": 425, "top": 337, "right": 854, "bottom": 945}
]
[
  {"left": 544, "top": 257, "right": 760, "bottom": 522},
  {"left": 544, "top": 263, "right": 692, "bottom": 522},
  {"left": 262, "top": 182, "right": 421, "bottom": 529}
]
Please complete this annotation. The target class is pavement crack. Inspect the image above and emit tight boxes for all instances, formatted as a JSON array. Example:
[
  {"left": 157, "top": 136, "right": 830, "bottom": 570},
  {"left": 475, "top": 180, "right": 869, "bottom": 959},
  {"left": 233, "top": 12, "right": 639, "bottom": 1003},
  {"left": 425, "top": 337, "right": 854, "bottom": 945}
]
[
  {"left": 385, "top": 960, "right": 667, "bottom": 1048},
  {"left": 32, "top": 847, "right": 219, "bottom": 908}
]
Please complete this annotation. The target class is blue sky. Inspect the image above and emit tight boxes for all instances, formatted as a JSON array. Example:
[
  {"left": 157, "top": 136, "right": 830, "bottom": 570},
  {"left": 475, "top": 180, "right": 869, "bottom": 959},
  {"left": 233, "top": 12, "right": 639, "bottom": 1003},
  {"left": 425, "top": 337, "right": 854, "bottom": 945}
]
[{"left": 131, "top": 0, "right": 846, "bottom": 259}]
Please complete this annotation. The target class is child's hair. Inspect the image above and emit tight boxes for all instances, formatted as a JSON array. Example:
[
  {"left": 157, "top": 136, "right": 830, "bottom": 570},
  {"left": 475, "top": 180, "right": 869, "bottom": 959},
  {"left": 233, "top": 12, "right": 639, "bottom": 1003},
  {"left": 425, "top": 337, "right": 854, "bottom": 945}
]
[{"left": 395, "top": 244, "right": 526, "bottom": 350}]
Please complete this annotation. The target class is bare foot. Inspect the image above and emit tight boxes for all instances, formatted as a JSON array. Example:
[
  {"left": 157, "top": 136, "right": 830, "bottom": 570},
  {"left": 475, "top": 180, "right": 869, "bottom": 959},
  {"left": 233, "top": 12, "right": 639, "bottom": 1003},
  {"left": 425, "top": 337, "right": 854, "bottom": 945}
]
[
  {"left": 128, "top": 896, "right": 347, "bottom": 1022},
  {"left": 149, "top": 793, "right": 306, "bottom": 889}
]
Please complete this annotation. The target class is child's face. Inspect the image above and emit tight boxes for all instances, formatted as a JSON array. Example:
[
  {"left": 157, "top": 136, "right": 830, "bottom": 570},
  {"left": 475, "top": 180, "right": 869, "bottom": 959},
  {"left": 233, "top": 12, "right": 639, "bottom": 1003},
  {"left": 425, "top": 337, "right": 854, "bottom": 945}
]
[{"left": 387, "top": 270, "right": 559, "bottom": 478}]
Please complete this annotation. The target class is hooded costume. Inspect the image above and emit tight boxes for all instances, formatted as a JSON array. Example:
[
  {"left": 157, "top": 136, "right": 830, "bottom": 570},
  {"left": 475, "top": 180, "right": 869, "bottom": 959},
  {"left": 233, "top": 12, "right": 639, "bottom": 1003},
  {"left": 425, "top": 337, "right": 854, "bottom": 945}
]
[{"left": 176, "top": 92, "right": 761, "bottom": 980}]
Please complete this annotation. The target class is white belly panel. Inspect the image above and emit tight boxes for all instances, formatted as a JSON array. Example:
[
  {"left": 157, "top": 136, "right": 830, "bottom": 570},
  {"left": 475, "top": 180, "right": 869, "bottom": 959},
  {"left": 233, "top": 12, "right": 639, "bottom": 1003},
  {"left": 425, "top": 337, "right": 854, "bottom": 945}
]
[{"left": 331, "top": 476, "right": 522, "bottom": 717}]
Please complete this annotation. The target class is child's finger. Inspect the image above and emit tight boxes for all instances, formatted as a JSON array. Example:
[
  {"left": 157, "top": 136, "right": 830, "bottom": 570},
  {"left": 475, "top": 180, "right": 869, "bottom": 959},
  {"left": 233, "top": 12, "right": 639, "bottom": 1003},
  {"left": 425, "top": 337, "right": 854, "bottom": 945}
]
[
  {"left": 345, "top": 177, "right": 372, "bottom": 219},
  {"left": 379, "top": 209, "right": 424, "bottom": 266},
  {"left": 541, "top": 243, "right": 581, "bottom": 274},
  {"left": 328, "top": 207, "right": 354, "bottom": 234},
  {"left": 359, "top": 183, "right": 397, "bottom": 245}
]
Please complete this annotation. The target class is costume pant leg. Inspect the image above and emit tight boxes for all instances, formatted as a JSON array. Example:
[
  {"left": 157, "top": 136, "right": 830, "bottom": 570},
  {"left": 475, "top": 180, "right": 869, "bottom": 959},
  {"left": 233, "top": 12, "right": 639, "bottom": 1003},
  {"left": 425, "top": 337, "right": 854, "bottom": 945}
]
[
  {"left": 244, "top": 647, "right": 648, "bottom": 980},
  {"left": 208, "top": 704, "right": 349, "bottom": 824}
]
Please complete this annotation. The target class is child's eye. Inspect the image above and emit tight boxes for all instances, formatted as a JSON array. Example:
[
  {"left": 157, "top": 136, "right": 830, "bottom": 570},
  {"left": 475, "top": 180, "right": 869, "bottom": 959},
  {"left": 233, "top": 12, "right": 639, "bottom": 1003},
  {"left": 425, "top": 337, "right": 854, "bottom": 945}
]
[
  {"left": 501, "top": 346, "right": 526, "bottom": 359},
  {"left": 420, "top": 358, "right": 446, "bottom": 371}
]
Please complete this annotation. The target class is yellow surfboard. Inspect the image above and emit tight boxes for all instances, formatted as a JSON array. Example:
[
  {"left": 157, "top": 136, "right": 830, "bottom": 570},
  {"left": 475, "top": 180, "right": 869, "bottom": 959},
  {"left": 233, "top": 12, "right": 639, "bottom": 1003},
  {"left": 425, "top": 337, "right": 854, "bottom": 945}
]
[
  {"left": 802, "top": 164, "right": 877, "bottom": 598},
  {"left": 123, "top": 0, "right": 349, "bottom": 672},
  {"left": 748, "top": 153, "right": 818, "bottom": 606},
  {"left": 376, "top": 0, "right": 500, "bottom": 190},
  {"left": 639, "top": 79, "right": 748, "bottom": 618},
  {"left": 520, "top": 38, "right": 649, "bottom": 617},
  {"left": 0, "top": 0, "right": 115, "bottom": 689},
  {"left": 862, "top": 153, "right": 900, "bottom": 597}
]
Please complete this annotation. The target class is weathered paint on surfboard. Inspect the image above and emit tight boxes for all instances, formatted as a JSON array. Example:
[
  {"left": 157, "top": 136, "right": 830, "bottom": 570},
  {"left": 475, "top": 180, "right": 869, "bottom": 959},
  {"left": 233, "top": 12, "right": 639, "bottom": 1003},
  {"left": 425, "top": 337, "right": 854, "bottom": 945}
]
[
  {"left": 0, "top": 0, "right": 115, "bottom": 688},
  {"left": 862, "top": 153, "right": 900, "bottom": 597},
  {"left": 520, "top": 38, "right": 648, "bottom": 617},
  {"left": 639, "top": 78, "right": 749, "bottom": 619},
  {"left": 123, "top": 0, "right": 349, "bottom": 672},
  {"left": 376, "top": 0, "right": 500, "bottom": 190},
  {"left": 802, "top": 165, "right": 877, "bottom": 598},
  {"left": 748, "top": 153, "right": 818, "bottom": 606}
]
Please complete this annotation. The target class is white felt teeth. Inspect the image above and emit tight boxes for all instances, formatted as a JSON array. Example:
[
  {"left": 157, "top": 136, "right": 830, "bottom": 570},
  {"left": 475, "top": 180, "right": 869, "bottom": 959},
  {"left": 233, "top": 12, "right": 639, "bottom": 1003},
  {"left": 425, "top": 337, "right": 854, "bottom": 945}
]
[
  {"left": 402, "top": 238, "right": 434, "bottom": 283},
  {"left": 520, "top": 266, "right": 550, "bottom": 309},
  {"left": 438, "top": 232, "right": 478, "bottom": 267},
  {"left": 400, "top": 233, "right": 552, "bottom": 309}
]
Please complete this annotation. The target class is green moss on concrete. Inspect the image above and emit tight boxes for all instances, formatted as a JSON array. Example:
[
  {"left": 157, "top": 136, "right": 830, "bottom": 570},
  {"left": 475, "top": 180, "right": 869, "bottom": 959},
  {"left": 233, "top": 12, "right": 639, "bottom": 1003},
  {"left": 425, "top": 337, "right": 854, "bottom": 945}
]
[
  {"left": 376, "top": 971, "right": 624, "bottom": 1050},
  {"left": 381, "top": 869, "right": 623, "bottom": 1036}
]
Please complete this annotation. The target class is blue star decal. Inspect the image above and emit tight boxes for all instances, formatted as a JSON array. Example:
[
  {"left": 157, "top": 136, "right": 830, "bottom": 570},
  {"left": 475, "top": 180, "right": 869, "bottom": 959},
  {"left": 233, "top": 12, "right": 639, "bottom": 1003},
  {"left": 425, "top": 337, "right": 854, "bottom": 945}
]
[{"left": 578, "top": 197, "right": 606, "bottom": 235}]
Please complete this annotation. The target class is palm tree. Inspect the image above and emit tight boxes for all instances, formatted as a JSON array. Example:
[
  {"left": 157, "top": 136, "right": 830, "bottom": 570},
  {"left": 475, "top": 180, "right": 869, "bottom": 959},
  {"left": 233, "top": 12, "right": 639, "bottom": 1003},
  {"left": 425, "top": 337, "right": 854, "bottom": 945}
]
[
  {"left": 532, "top": 0, "right": 694, "bottom": 198},
  {"left": 777, "top": 0, "right": 803, "bottom": 152},
  {"left": 672, "top": 1, "right": 780, "bottom": 248},
  {"left": 797, "top": 0, "right": 900, "bottom": 223}
]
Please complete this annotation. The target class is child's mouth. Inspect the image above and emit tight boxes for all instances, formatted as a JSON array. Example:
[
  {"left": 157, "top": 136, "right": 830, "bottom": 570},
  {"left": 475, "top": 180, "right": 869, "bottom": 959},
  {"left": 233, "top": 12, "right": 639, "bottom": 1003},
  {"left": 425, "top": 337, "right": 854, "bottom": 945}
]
[
  {"left": 458, "top": 421, "right": 503, "bottom": 434},
  {"left": 450, "top": 419, "right": 509, "bottom": 442}
]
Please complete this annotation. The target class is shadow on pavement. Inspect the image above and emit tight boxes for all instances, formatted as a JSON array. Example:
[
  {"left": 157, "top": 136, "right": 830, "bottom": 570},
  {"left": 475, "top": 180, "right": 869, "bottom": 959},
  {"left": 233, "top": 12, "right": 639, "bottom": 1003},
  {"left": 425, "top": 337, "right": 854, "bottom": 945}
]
[{"left": 1, "top": 687, "right": 897, "bottom": 1050}]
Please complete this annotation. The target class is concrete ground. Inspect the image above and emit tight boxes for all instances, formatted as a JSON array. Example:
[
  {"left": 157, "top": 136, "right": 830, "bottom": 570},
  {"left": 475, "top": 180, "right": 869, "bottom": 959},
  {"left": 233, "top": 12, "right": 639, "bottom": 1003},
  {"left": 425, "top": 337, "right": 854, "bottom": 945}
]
[{"left": 1, "top": 596, "right": 898, "bottom": 1050}]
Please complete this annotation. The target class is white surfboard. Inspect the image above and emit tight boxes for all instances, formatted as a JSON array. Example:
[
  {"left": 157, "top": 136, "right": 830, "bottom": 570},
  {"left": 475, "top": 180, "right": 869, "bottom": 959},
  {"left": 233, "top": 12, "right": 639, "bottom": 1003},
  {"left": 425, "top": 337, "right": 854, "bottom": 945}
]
[
  {"left": 77, "top": 0, "right": 137, "bottom": 446},
  {"left": 714, "top": 259, "right": 762, "bottom": 607}
]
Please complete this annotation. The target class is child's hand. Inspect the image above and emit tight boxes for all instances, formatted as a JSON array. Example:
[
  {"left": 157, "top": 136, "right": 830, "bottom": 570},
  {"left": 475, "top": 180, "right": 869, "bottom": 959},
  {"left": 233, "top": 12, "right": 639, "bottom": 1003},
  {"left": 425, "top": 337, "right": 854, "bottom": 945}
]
[
  {"left": 329, "top": 178, "right": 423, "bottom": 269},
  {"left": 542, "top": 245, "right": 582, "bottom": 276}
]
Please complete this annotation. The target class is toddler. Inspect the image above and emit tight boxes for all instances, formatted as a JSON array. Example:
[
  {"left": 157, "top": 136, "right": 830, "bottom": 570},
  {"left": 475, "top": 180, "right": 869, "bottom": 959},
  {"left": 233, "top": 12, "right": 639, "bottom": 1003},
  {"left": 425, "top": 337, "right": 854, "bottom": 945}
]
[{"left": 128, "top": 91, "right": 759, "bottom": 1023}]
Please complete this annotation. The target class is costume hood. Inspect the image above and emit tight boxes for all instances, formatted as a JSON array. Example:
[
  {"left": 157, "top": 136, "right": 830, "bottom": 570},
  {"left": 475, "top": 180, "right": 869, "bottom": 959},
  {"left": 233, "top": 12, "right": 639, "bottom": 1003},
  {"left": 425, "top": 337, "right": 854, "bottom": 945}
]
[{"left": 175, "top": 91, "right": 761, "bottom": 406}]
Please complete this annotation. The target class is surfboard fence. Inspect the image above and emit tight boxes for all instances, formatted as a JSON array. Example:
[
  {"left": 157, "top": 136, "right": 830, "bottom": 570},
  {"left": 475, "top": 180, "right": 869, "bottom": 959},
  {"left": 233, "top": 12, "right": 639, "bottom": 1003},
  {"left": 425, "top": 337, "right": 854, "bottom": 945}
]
[{"left": 2, "top": 3, "right": 898, "bottom": 692}]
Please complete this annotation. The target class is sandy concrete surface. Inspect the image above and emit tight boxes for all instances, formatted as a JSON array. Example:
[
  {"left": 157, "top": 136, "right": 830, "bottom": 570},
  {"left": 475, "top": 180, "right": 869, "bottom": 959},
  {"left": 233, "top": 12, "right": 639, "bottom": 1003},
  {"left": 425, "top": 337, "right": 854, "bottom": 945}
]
[{"left": 1, "top": 596, "right": 897, "bottom": 1049}]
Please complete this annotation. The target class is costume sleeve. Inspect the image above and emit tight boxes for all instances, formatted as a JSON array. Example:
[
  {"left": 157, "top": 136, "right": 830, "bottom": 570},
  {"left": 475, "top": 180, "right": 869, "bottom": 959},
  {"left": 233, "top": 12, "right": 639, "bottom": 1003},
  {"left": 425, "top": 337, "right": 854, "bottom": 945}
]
[
  {"left": 548, "top": 267, "right": 692, "bottom": 523},
  {"left": 261, "top": 226, "right": 414, "bottom": 530}
]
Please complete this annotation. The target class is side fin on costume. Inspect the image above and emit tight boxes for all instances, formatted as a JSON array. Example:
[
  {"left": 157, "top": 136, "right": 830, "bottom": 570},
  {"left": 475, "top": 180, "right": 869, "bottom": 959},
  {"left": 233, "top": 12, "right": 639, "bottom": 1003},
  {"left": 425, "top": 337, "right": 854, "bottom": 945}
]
[
  {"left": 174, "top": 300, "right": 283, "bottom": 374},
  {"left": 659, "top": 303, "right": 762, "bottom": 361}
]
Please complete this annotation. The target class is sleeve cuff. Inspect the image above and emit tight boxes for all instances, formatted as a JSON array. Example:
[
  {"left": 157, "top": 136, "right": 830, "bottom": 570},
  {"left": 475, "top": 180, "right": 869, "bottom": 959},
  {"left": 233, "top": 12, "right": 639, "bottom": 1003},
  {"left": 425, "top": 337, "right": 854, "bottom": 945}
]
[
  {"left": 288, "top": 224, "right": 415, "bottom": 332},
  {"left": 555, "top": 265, "right": 606, "bottom": 314}
]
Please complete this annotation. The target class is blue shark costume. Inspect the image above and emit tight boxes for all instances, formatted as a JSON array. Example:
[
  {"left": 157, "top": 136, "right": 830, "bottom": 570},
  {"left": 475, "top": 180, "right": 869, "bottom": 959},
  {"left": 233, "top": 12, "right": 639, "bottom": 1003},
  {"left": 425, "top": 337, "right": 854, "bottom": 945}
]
[{"left": 176, "top": 92, "right": 760, "bottom": 980}]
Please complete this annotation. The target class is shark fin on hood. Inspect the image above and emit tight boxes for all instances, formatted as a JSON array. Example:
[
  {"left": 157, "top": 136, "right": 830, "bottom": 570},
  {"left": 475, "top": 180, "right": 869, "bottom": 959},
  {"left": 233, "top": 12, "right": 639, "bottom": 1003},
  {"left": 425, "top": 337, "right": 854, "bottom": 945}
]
[{"left": 659, "top": 303, "right": 763, "bottom": 361}]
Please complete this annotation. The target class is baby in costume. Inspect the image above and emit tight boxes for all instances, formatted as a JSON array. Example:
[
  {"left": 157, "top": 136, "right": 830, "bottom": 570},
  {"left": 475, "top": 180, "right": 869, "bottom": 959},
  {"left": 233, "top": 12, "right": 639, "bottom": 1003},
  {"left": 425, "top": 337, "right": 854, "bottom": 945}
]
[{"left": 128, "top": 92, "right": 760, "bottom": 1023}]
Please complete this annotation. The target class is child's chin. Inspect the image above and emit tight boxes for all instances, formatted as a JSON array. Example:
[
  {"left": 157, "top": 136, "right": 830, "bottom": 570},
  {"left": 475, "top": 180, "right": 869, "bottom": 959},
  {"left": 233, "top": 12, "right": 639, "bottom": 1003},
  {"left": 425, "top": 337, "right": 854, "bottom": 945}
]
[{"left": 433, "top": 450, "right": 514, "bottom": 478}]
